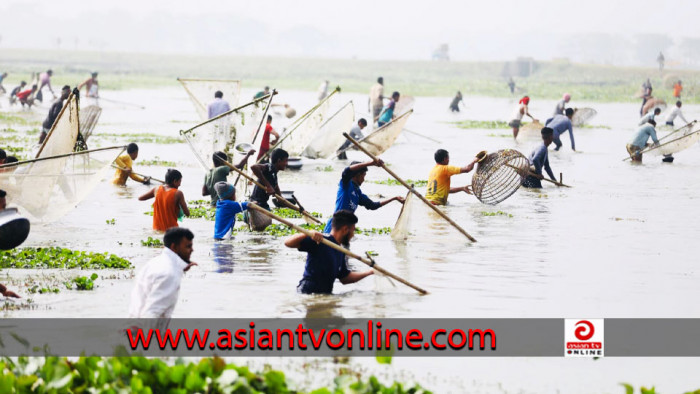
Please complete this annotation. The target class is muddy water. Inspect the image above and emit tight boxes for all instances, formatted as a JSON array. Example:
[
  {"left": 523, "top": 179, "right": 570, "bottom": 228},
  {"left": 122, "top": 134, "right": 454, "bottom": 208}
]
[{"left": 5, "top": 87, "right": 700, "bottom": 393}]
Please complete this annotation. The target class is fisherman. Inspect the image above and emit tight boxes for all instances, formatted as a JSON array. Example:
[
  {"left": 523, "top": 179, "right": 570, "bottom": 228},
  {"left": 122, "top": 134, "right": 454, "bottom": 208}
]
[
  {"left": 0, "top": 149, "right": 5, "bottom": 165},
  {"left": 16, "top": 85, "right": 37, "bottom": 108},
  {"left": 78, "top": 72, "right": 99, "bottom": 98},
  {"left": 657, "top": 52, "right": 665, "bottom": 72},
  {"left": 39, "top": 85, "right": 71, "bottom": 144},
  {"left": 139, "top": 169, "right": 190, "bottom": 232},
  {"left": 639, "top": 107, "right": 661, "bottom": 126},
  {"left": 113, "top": 143, "right": 151, "bottom": 186},
  {"left": 318, "top": 80, "right": 330, "bottom": 101},
  {"left": 449, "top": 91, "right": 464, "bottom": 112},
  {"left": 213, "top": 181, "right": 249, "bottom": 240},
  {"left": 202, "top": 150, "right": 255, "bottom": 206},
  {"left": 546, "top": 108, "right": 576, "bottom": 151},
  {"left": 376, "top": 91, "right": 400, "bottom": 127},
  {"left": 337, "top": 118, "right": 368, "bottom": 159},
  {"left": 256, "top": 115, "right": 279, "bottom": 162},
  {"left": 666, "top": 101, "right": 688, "bottom": 127},
  {"left": 0, "top": 72, "right": 7, "bottom": 95},
  {"left": 250, "top": 148, "right": 288, "bottom": 210},
  {"left": 323, "top": 159, "right": 404, "bottom": 233},
  {"left": 673, "top": 80, "right": 683, "bottom": 100},
  {"left": 254, "top": 86, "right": 270, "bottom": 100},
  {"left": 369, "top": 77, "right": 385, "bottom": 119},
  {"left": 509, "top": 96, "right": 536, "bottom": 139},
  {"left": 553, "top": 93, "right": 571, "bottom": 116},
  {"left": 9, "top": 81, "right": 26, "bottom": 105},
  {"left": 626, "top": 119, "right": 660, "bottom": 162},
  {"left": 36, "top": 69, "right": 55, "bottom": 103},
  {"left": 129, "top": 227, "right": 197, "bottom": 320},
  {"left": 207, "top": 90, "right": 230, "bottom": 119},
  {"left": 523, "top": 128, "right": 558, "bottom": 188},
  {"left": 425, "top": 149, "right": 479, "bottom": 205},
  {"left": 507, "top": 77, "right": 515, "bottom": 95},
  {"left": 286, "top": 210, "right": 374, "bottom": 294},
  {"left": 640, "top": 79, "right": 652, "bottom": 116}
]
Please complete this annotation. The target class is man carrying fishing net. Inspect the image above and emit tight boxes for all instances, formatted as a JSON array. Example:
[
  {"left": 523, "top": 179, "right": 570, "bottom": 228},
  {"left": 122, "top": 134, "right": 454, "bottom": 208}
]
[
  {"left": 425, "top": 149, "right": 478, "bottom": 205},
  {"left": 523, "top": 127, "right": 558, "bottom": 188},
  {"left": 286, "top": 210, "right": 374, "bottom": 294},
  {"left": 113, "top": 143, "right": 151, "bottom": 186},
  {"left": 336, "top": 118, "right": 368, "bottom": 160},
  {"left": 39, "top": 85, "right": 71, "bottom": 145},
  {"left": 323, "top": 160, "right": 404, "bottom": 233},
  {"left": 626, "top": 119, "right": 660, "bottom": 162}
]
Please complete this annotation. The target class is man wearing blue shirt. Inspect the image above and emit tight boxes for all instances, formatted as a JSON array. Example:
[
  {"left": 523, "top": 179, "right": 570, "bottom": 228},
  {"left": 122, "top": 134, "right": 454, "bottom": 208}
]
[
  {"left": 626, "top": 119, "right": 660, "bottom": 162},
  {"left": 545, "top": 108, "right": 576, "bottom": 151},
  {"left": 376, "top": 91, "right": 400, "bottom": 127},
  {"left": 523, "top": 127, "right": 557, "bottom": 188},
  {"left": 323, "top": 160, "right": 404, "bottom": 233},
  {"left": 285, "top": 210, "right": 374, "bottom": 294},
  {"left": 213, "top": 182, "right": 248, "bottom": 240},
  {"left": 207, "top": 91, "right": 231, "bottom": 119}
]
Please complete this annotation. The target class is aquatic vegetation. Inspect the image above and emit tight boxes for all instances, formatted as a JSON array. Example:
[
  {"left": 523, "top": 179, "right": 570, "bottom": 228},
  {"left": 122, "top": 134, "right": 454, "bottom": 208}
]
[
  {"left": 92, "top": 132, "right": 182, "bottom": 144},
  {"left": 27, "top": 286, "right": 60, "bottom": 294},
  {"left": 0, "top": 356, "right": 431, "bottom": 393},
  {"left": 105, "top": 218, "right": 116, "bottom": 225},
  {"left": 355, "top": 227, "right": 392, "bottom": 235},
  {"left": 140, "top": 237, "right": 164, "bottom": 248},
  {"left": 0, "top": 112, "right": 39, "bottom": 126},
  {"left": 451, "top": 120, "right": 509, "bottom": 129},
  {"left": 366, "top": 251, "right": 379, "bottom": 257},
  {"left": 371, "top": 179, "right": 428, "bottom": 187},
  {"left": 0, "top": 247, "right": 132, "bottom": 269},
  {"left": 481, "top": 211, "right": 513, "bottom": 218},
  {"left": 140, "top": 157, "right": 178, "bottom": 166},
  {"left": 272, "top": 207, "right": 323, "bottom": 219},
  {"left": 65, "top": 273, "right": 99, "bottom": 291},
  {"left": 189, "top": 205, "right": 217, "bottom": 221},
  {"left": 316, "top": 165, "right": 334, "bottom": 172},
  {"left": 621, "top": 383, "right": 659, "bottom": 394},
  {"left": 487, "top": 133, "right": 513, "bottom": 138}
]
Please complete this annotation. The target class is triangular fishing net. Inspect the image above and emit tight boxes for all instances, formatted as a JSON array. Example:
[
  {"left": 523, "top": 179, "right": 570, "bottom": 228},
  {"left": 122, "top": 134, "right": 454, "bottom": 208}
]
[
  {"left": 642, "top": 98, "right": 667, "bottom": 116},
  {"left": 178, "top": 78, "right": 242, "bottom": 121},
  {"left": 395, "top": 95, "right": 415, "bottom": 117},
  {"left": 35, "top": 91, "right": 80, "bottom": 159},
  {"left": 647, "top": 122, "right": 700, "bottom": 156},
  {"left": 471, "top": 149, "right": 529, "bottom": 205},
  {"left": 572, "top": 107, "right": 597, "bottom": 127},
  {"left": 80, "top": 105, "right": 102, "bottom": 142},
  {"left": 351, "top": 110, "right": 413, "bottom": 156},
  {"left": 0, "top": 146, "right": 125, "bottom": 223},
  {"left": 303, "top": 101, "right": 355, "bottom": 159},
  {"left": 391, "top": 190, "right": 415, "bottom": 240},
  {"left": 279, "top": 94, "right": 333, "bottom": 157}
]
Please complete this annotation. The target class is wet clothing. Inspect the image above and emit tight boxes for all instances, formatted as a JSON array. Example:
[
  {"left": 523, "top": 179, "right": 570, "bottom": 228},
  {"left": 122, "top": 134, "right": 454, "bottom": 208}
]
[
  {"left": 524, "top": 143, "right": 555, "bottom": 188},
  {"left": 129, "top": 247, "right": 188, "bottom": 319},
  {"left": 323, "top": 166, "right": 381, "bottom": 233},
  {"left": 204, "top": 166, "right": 231, "bottom": 205},
  {"left": 546, "top": 115, "right": 575, "bottom": 151},
  {"left": 338, "top": 124, "right": 364, "bottom": 152},
  {"left": 250, "top": 163, "right": 278, "bottom": 209},
  {"left": 153, "top": 186, "right": 180, "bottom": 232},
  {"left": 553, "top": 99, "right": 566, "bottom": 116},
  {"left": 629, "top": 124, "right": 659, "bottom": 150},
  {"left": 666, "top": 107, "right": 687, "bottom": 126},
  {"left": 638, "top": 112, "right": 657, "bottom": 126},
  {"left": 378, "top": 99, "right": 396, "bottom": 125},
  {"left": 214, "top": 200, "right": 248, "bottom": 240},
  {"left": 509, "top": 104, "right": 527, "bottom": 128},
  {"left": 425, "top": 164, "right": 462, "bottom": 205},
  {"left": 296, "top": 234, "right": 350, "bottom": 294},
  {"left": 42, "top": 99, "right": 65, "bottom": 130},
  {"left": 207, "top": 98, "right": 230, "bottom": 119},
  {"left": 257, "top": 124, "right": 274, "bottom": 162},
  {"left": 450, "top": 95, "right": 463, "bottom": 112},
  {"left": 112, "top": 154, "right": 145, "bottom": 185}
]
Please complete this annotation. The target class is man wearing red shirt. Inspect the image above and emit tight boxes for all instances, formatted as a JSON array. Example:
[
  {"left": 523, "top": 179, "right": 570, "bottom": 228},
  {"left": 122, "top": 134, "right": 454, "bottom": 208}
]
[
  {"left": 256, "top": 115, "right": 279, "bottom": 162},
  {"left": 16, "top": 85, "right": 38, "bottom": 108}
]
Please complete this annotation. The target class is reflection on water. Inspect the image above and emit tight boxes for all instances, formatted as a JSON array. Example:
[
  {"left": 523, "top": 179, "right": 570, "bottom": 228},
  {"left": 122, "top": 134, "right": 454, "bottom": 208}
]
[{"left": 211, "top": 242, "right": 235, "bottom": 273}]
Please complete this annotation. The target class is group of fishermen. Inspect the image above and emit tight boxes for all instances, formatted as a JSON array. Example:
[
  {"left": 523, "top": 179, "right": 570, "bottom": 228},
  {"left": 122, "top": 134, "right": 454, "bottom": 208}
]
[{"left": 1, "top": 70, "right": 99, "bottom": 110}]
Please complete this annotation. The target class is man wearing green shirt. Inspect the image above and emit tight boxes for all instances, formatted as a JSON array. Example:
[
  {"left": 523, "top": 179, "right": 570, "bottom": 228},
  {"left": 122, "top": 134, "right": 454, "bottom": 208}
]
[{"left": 202, "top": 150, "right": 255, "bottom": 206}]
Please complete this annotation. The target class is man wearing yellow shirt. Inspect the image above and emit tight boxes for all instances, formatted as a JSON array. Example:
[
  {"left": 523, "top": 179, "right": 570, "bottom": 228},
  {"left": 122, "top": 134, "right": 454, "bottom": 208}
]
[
  {"left": 113, "top": 143, "right": 151, "bottom": 186},
  {"left": 425, "top": 149, "right": 478, "bottom": 205}
]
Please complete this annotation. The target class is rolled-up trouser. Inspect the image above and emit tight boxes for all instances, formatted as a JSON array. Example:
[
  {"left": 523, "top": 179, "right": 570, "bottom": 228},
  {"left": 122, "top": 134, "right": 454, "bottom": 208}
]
[
  {"left": 626, "top": 144, "right": 643, "bottom": 161},
  {"left": 522, "top": 175, "right": 543, "bottom": 188}
]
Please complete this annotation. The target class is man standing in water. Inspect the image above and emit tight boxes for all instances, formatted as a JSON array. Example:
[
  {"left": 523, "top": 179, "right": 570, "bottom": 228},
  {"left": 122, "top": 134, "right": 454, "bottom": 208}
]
[
  {"left": 673, "top": 80, "right": 683, "bottom": 100},
  {"left": 207, "top": 91, "right": 230, "bottom": 119},
  {"left": 39, "top": 85, "right": 71, "bottom": 144},
  {"left": 507, "top": 77, "right": 516, "bottom": 95},
  {"left": 337, "top": 118, "right": 368, "bottom": 159},
  {"left": 640, "top": 79, "right": 653, "bottom": 116},
  {"left": 523, "top": 128, "right": 557, "bottom": 188},
  {"left": 376, "top": 91, "right": 400, "bottom": 127},
  {"left": 139, "top": 169, "right": 190, "bottom": 232},
  {"left": 545, "top": 108, "right": 575, "bottom": 151},
  {"left": 286, "top": 210, "right": 374, "bottom": 294},
  {"left": 425, "top": 149, "right": 478, "bottom": 205},
  {"left": 553, "top": 93, "right": 571, "bottom": 116},
  {"left": 666, "top": 101, "right": 688, "bottom": 127},
  {"left": 129, "top": 227, "right": 198, "bottom": 320},
  {"left": 254, "top": 86, "right": 270, "bottom": 100},
  {"left": 78, "top": 72, "right": 99, "bottom": 98},
  {"left": 9, "top": 81, "right": 26, "bottom": 105},
  {"left": 657, "top": 52, "right": 665, "bottom": 72},
  {"left": 509, "top": 96, "right": 536, "bottom": 139},
  {"left": 36, "top": 69, "right": 56, "bottom": 103},
  {"left": 256, "top": 115, "right": 280, "bottom": 162},
  {"left": 323, "top": 160, "right": 404, "bottom": 233},
  {"left": 369, "top": 77, "right": 385, "bottom": 120},
  {"left": 250, "top": 148, "right": 288, "bottom": 210},
  {"left": 449, "top": 91, "right": 464, "bottom": 112},
  {"left": 113, "top": 143, "right": 151, "bottom": 186},
  {"left": 202, "top": 150, "right": 255, "bottom": 206},
  {"left": 626, "top": 119, "right": 660, "bottom": 162},
  {"left": 639, "top": 107, "right": 661, "bottom": 126}
]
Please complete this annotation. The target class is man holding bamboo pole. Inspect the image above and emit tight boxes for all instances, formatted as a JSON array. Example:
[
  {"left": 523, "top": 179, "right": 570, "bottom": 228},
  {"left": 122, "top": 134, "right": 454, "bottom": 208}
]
[{"left": 285, "top": 210, "right": 373, "bottom": 294}]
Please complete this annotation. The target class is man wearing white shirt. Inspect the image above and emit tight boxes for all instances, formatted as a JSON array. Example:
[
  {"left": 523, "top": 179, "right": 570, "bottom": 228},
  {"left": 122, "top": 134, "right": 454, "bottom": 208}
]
[
  {"left": 666, "top": 101, "right": 688, "bottom": 127},
  {"left": 129, "top": 228, "right": 198, "bottom": 320},
  {"left": 639, "top": 107, "right": 661, "bottom": 126}
]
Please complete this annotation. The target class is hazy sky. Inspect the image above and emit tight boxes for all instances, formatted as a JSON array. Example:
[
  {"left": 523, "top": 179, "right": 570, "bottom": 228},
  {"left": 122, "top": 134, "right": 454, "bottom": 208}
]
[{"left": 1, "top": 0, "right": 699, "bottom": 63}]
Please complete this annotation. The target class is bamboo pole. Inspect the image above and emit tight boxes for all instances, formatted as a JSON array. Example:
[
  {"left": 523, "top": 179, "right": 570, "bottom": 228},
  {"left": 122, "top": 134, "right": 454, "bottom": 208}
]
[
  {"left": 505, "top": 164, "right": 571, "bottom": 187},
  {"left": 343, "top": 133, "right": 477, "bottom": 242},
  {"left": 179, "top": 93, "right": 276, "bottom": 137},
  {"left": 110, "top": 165, "right": 164, "bottom": 184},
  {"left": 403, "top": 128, "right": 442, "bottom": 144},
  {"left": 0, "top": 146, "right": 126, "bottom": 169},
  {"left": 221, "top": 159, "right": 323, "bottom": 225},
  {"left": 233, "top": 89, "right": 278, "bottom": 187},
  {"left": 35, "top": 89, "right": 79, "bottom": 158},
  {"left": 247, "top": 203, "right": 428, "bottom": 295},
  {"left": 336, "top": 110, "right": 413, "bottom": 156}
]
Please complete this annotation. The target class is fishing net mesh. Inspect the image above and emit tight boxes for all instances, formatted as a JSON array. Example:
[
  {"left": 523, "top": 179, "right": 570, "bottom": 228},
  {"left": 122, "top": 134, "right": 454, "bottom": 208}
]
[
  {"left": 36, "top": 93, "right": 80, "bottom": 159},
  {"left": 303, "top": 101, "right": 355, "bottom": 159},
  {"left": 516, "top": 120, "right": 543, "bottom": 141},
  {"left": 572, "top": 107, "right": 597, "bottom": 127},
  {"left": 80, "top": 105, "right": 102, "bottom": 142},
  {"left": 395, "top": 95, "right": 415, "bottom": 117},
  {"left": 471, "top": 149, "right": 529, "bottom": 205},
  {"left": 649, "top": 122, "right": 700, "bottom": 156},
  {"left": 247, "top": 208, "right": 272, "bottom": 231},
  {"left": 0, "top": 147, "right": 124, "bottom": 223},
  {"left": 280, "top": 96, "right": 332, "bottom": 156},
  {"left": 178, "top": 79, "right": 242, "bottom": 121},
  {"left": 391, "top": 190, "right": 415, "bottom": 240},
  {"left": 357, "top": 110, "right": 412, "bottom": 156},
  {"left": 642, "top": 98, "right": 667, "bottom": 116}
]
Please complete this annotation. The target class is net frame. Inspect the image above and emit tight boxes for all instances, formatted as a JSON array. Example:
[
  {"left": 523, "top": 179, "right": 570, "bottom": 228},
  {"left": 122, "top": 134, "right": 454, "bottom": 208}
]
[
  {"left": 471, "top": 149, "right": 529, "bottom": 205},
  {"left": 80, "top": 105, "right": 102, "bottom": 142},
  {"left": 391, "top": 189, "right": 415, "bottom": 240},
  {"left": 344, "top": 110, "right": 413, "bottom": 156},
  {"left": 516, "top": 120, "right": 544, "bottom": 142},
  {"left": 571, "top": 107, "right": 597, "bottom": 127},
  {"left": 394, "top": 95, "right": 415, "bottom": 117},
  {"left": 35, "top": 90, "right": 81, "bottom": 159},
  {"left": 646, "top": 122, "right": 700, "bottom": 156},
  {"left": 178, "top": 78, "right": 242, "bottom": 121},
  {"left": 302, "top": 100, "right": 355, "bottom": 159}
]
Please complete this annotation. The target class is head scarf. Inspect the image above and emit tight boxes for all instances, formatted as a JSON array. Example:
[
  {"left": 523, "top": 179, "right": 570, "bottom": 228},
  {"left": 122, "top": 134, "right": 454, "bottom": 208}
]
[
  {"left": 563, "top": 93, "right": 571, "bottom": 101},
  {"left": 519, "top": 96, "right": 530, "bottom": 105}
]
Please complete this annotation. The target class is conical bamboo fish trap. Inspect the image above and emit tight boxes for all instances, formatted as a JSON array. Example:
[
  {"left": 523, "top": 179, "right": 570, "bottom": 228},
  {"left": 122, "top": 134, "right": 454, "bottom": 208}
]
[{"left": 471, "top": 149, "right": 529, "bottom": 205}]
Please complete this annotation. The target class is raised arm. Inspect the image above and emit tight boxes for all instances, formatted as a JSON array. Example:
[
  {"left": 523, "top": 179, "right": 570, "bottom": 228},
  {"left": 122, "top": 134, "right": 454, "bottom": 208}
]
[
  {"left": 460, "top": 158, "right": 479, "bottom": 173},
  {"left": 138, "top": 188, "right": 156, "bottom": 201},
  {"left": 236, "top": 150, "right": 256, "bottom": 169},
  {"left": 349, "top": 159, "right": 382, "bottom": 173}
]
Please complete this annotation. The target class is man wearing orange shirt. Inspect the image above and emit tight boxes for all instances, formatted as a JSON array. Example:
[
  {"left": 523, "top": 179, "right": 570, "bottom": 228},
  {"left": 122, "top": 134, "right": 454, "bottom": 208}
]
[{"left": 425, "top": 149, "right": 479, "bottom": 205}]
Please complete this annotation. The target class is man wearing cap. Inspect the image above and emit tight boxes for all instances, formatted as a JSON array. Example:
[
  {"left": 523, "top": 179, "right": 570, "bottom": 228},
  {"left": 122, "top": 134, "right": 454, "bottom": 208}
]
[
  {"left": 323, "top": 159, "right": 404, "bottom": 233},
  {"left": 553, "top": 93, "right": 571, "bottom": 116},
  {"left": 213, "top": 181, "right": 248, "bottom": 240}
]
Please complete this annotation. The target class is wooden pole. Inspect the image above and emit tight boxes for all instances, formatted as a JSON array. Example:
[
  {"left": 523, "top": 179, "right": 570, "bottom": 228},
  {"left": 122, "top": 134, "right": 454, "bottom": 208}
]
[
  {"left": 234, "top": 89, "right": 277, "bottom": 187},
  {"left": 505, "top": 164, "right": 571, "bottom": 187},
  {"left": 35, "top": 90, "right": 78, "bottom": 158},
  {"left": 247, "top": 203, "right": 428, "bottom": 295},
  {"left": 343, "top": 133, "right": 477, "bottom": 242},
  {"left": 0, "top": 146, "right": 126, "bottom": 169},
  {"left": 110, "top": 165, "right": 164, "bottom": 184},
  {"left": 222, "top": 159, "right": 323, "bottom": 225},
  {"left": 179, "top": 93, "right": 276, "bottom": 137}
]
